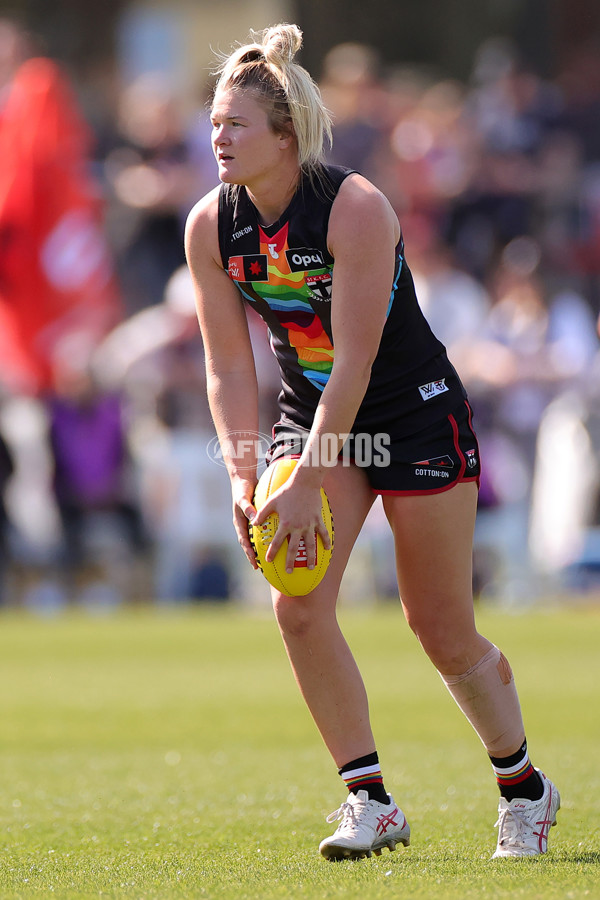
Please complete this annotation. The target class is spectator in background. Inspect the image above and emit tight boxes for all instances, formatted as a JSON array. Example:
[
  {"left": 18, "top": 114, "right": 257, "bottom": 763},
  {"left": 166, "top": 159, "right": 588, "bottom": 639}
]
[
  {"left": 408, "top": 217, "right": 492, "bottom": 356},
  {"left": 527, "top": 298, "right": 600, "bottom": 589},
  {"left": 445, "top": 37, "right": 563, "bottom": 281},
  {"left": 103, "top": 74, "right": 201, "bottom": 313},
  {"left": 140, "top": 348, "right": 236, "bottom": 604},
  {"left": 47, "top": 355, "right": 147, "bottom": 605},
  {"left": 319, "top": 42, "right": 390, "bottom": 185},
  {"left": 388, "top": 75, "right": 479, "bottom": 227}
]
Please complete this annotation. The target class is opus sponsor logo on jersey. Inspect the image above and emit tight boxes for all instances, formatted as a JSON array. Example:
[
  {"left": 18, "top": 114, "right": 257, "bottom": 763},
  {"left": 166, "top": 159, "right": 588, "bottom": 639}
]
[
  {"left": 285, "top": 248, "right": 325, "bottom": 272},
  {"left": 207, "top": 431, "right": 273, "bottom": 469}
]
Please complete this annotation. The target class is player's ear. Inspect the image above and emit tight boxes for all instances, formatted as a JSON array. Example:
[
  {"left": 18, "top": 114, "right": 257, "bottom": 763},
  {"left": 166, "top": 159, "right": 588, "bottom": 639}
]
[{"left": 277, "top": 124, "right": 295, "bottom": 151}]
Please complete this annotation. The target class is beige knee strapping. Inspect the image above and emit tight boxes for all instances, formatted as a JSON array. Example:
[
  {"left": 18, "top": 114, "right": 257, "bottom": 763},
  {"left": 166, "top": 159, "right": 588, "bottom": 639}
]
[{"left": 440, "top": 645, "right": 525, "bottom": 757}]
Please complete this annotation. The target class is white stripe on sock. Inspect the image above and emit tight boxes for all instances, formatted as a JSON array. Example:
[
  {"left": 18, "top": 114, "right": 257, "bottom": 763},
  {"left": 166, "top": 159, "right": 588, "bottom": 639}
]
[{"left": 342, "top": 763, "right": 382, "bottom": 780}]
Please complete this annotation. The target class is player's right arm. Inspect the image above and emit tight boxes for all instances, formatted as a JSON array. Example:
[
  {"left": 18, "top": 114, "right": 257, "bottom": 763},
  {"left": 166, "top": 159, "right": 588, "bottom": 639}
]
[{"left": 185, "top": 188, "right": 259, "bottom": 567}]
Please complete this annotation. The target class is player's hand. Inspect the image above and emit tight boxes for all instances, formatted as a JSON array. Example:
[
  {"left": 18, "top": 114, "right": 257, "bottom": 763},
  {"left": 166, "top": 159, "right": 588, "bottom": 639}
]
[
  {"left": 252, "top": 480, "right": 331, "bottom": 574},
  {"left": 231, "top": 476, "right": 258, "bottom": 568}
]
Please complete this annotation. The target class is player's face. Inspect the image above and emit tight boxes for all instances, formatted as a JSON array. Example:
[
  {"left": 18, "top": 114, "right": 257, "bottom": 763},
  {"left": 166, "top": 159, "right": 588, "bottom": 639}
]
[{"left": 211, "top": 88, "right": 291, "bottom": 186}]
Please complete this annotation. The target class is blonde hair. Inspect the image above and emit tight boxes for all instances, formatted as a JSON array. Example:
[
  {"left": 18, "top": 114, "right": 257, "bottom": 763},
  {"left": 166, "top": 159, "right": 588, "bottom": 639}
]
[{"left": 213, "top": 24, "right": 332, "bottom": 176}]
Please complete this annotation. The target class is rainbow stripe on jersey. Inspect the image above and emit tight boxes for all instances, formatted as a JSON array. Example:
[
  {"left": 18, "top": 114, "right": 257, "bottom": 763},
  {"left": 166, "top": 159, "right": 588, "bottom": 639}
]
[{"left": 230, "top": 221, "right": 334, "bottom": 392}]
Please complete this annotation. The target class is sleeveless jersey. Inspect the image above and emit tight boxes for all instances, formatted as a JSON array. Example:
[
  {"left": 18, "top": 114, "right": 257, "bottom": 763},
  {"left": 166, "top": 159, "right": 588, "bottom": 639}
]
[{"left": 218, "top": 165, "right": 467, "bottom": 438}]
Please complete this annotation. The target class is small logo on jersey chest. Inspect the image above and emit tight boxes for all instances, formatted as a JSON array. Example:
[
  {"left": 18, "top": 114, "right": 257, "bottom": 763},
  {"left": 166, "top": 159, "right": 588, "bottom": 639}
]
[
  {"left": 228, "top": 254, "right": 269, "bottom": 282},
  {"left": 232, "top": 225, "right": 252, "bottom": 241},
  {"left": 306, "top": 272, "right": 332, "bottom": 302},
  {"left": 285, "top": 248, "right": 325, "bottom": 272}
]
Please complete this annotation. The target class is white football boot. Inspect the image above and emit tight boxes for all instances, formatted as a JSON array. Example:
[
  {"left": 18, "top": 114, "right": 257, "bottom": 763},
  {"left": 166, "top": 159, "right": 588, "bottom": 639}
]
[
  {"left": 493, "top": 770, "right": 560, "bottom": 858},
  {"left": 319, "top": 789, "right": 411, "bottom": 861}
]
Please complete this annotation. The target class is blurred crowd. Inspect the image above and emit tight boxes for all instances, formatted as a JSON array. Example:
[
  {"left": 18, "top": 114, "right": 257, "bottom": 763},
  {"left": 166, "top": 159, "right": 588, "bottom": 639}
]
[{"left": 1, "top": 16, "right": 600, "bottom": 611}]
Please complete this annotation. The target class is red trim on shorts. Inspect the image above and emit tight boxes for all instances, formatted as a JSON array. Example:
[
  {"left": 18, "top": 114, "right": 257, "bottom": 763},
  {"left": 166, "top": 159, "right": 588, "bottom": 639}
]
[
  {"left": 450, "top": 411, "right": 467, "bottom": 480},
  {"left": 373, "top": 401, "right": 480, "bottom": 496},
  {"left": 269, "top": 400, "right": 481, "bottom": 496}
]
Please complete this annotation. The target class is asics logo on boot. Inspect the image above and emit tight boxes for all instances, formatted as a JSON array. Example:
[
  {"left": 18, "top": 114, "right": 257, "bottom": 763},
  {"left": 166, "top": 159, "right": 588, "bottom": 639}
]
[
  {"left": 376, "top": 809, "right": 400, "bottom": 835},
  {"left": 535, "top": 791, "right": 555, "bottom": 852}
]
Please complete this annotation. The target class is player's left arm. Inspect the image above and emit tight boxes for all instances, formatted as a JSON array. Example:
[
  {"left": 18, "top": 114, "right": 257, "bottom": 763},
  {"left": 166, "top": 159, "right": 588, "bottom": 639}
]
[
  {"left": 254, "top": 175, "right": 400, "bottom": 569},
  {"left": 295, "top": 173, "right": 401, "bottom": 477}
]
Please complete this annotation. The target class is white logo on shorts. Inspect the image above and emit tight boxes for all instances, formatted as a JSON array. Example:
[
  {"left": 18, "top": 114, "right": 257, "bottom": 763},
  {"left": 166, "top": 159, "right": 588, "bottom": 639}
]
[{"left": 418, "top": 379, "right": 449, "bottom": 401}]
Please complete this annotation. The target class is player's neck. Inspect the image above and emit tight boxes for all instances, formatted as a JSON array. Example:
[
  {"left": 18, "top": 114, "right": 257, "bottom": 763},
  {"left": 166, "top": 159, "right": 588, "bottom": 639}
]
[{"left": 245, "top": 165, "right": 301, "bottom": 228}]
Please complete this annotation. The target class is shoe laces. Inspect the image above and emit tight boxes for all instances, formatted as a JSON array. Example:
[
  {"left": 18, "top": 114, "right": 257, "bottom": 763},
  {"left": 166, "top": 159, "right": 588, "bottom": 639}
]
[
  {"left": 326, "top": 796, "right": 368, "bottom": 829},
  {"left": 494, "top": 805, "right": 533, "bottom": 848}
]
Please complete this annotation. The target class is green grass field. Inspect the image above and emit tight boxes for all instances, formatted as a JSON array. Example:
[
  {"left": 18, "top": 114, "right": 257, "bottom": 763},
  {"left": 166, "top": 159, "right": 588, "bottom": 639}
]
[{"left": 0, "top": 601, "right": 598, "bottom": 899}]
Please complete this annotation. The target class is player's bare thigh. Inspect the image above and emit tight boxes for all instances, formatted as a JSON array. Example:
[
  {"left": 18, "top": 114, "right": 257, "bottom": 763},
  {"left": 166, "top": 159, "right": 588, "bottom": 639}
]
[
  {"left": 382, "top": 481, "right": 488, "bottom": 672},
  {"left": 271, "top": 460, "right": 376, "bottom": 618}
]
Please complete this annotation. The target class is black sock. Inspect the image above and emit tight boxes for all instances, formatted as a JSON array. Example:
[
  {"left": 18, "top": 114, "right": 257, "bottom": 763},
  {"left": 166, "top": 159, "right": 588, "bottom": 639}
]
[
  {"left": 339, "top": 751, "right": 390, "bottom": 804},
  {"left": 490, "top": 739, "right": 544, "bottom": 801}
]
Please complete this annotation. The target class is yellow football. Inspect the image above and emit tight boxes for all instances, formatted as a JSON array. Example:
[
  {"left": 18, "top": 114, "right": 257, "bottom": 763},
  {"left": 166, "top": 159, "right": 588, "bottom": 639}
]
[{"left": 249, "top": 458, "right": 334, "bottom": 596}]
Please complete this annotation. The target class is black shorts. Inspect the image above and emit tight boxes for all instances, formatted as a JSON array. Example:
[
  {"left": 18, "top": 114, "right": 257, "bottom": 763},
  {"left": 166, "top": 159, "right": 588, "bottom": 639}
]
[{"left": 265, "top": 400, "right": 481, "bottom": 495}]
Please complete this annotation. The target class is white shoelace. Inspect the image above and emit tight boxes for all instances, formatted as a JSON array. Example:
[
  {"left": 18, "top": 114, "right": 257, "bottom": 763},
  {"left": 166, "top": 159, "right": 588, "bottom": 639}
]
[
  {"left": 326, "top": 798, "right": 366, "bottom": 829},
  {"left": 495, "top": 806, "right": 530, "bottom": 848}
]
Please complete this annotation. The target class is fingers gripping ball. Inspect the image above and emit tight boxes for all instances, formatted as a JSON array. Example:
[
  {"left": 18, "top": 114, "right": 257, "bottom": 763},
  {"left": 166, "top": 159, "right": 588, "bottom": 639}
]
[{"left": 250, "top": 458, "right": 334, "bottom": 596}]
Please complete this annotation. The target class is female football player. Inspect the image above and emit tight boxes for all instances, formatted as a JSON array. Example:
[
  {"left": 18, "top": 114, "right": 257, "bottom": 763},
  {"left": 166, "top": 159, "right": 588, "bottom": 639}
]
[{"left": 185, "top": 23, "right": 559, "bottom": 860}]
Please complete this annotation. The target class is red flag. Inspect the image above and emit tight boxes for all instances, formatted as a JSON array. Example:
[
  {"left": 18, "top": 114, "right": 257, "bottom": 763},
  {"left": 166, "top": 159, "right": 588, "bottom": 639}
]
[{"left": 0, "top": 57, "right": 121, "bottom": 392}]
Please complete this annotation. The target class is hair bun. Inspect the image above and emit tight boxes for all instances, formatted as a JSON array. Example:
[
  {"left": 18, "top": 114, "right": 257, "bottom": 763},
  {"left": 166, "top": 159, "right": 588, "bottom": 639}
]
[{"left": 259, "top": 23, "right": 302, "bottom": 66}]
